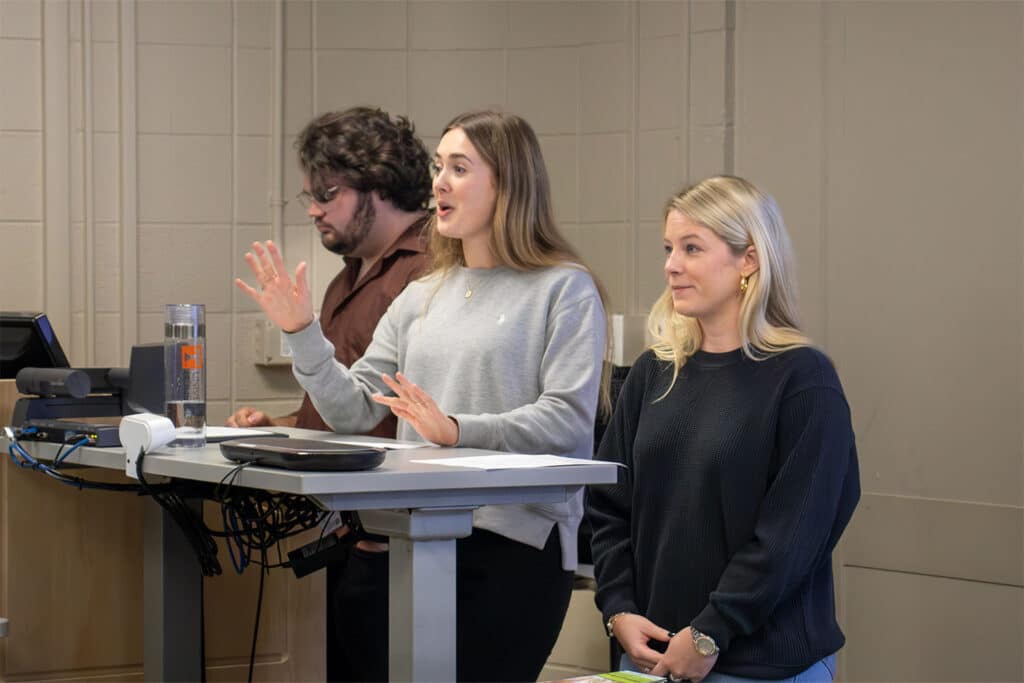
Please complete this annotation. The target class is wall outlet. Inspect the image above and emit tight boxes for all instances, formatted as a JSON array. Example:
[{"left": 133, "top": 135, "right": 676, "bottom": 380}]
[{"left": 253, "top": 319, "right": 293, "bottom": 367}]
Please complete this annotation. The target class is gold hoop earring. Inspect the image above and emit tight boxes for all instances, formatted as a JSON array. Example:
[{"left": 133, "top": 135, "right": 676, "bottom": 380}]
[{"left": 739, "top": 275, "right": 749, "bottom": 293}]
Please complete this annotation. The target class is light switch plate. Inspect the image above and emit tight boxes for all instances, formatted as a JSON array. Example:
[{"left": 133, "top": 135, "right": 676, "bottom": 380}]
[{"left": 254, "top": 319, "right": 293, "bottom": 367}]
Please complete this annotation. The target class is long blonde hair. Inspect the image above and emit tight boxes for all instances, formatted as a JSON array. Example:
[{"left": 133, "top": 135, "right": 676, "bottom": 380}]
[
  {"left": 648, "top": 175, "right": 810, "bottom": 392},
  {"left": 427, "top": 110, "right": 611, "bottom": 414}
]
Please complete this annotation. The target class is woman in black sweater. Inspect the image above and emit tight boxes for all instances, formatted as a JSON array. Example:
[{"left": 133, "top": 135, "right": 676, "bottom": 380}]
[{"left": 587, "top": 176, "right": 860, "bottom": 683}]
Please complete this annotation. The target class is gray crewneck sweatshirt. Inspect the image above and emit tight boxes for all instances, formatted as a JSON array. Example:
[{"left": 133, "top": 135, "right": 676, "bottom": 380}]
[{"left": 284, "top": 264, "right": 606, "bottom": 570}]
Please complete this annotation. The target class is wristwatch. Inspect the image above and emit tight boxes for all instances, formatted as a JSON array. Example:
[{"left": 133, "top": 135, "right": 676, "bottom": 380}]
[
  {"left": 605, "top": 611, "right": 631, "bottom": 638},
  {"left": 691, "top": 628, "right": 719, "bottom": 656}
]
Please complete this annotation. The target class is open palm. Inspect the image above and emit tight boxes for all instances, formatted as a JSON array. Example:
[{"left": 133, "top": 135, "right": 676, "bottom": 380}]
[
  {"left": 235, "top": 240, "right": 314, "bottom": 333},
  {"left": 372, "top": 372, "right": 460, "bottom": 446}
]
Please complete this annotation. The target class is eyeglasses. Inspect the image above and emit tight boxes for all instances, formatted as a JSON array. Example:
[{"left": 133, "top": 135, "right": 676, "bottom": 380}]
[{"left": 295, "top": 185, "right": 340, "bottom": 210}]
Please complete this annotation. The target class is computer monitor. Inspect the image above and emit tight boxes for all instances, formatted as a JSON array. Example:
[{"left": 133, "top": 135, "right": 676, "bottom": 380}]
[{"left": 0, "top": 312, "right": 70, "bottom": 379}]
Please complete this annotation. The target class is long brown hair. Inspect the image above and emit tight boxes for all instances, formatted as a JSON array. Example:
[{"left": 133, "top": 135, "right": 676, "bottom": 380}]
[
  {"left": 426, "top": 110, "right": 581, "bottom": 273},
  {"left": 427, "top": 110, "right": 612, "bottom": 414}
]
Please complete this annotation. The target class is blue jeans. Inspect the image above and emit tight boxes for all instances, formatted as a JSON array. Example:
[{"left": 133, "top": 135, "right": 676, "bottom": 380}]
[{"left": 620, "top": 653, "right": 836, "bottom": 683}]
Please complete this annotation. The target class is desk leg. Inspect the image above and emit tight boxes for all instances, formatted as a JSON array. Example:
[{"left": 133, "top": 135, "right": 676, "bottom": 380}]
[
  {"left": 144, "top": 498, "right": 203, "bottom": 682},
  {"left": 361, "top": 508, "right": 474, "bottom": 683}
]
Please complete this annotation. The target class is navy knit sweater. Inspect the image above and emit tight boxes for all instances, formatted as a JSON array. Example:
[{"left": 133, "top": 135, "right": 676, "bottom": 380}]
[{"left": 587, "top": 346, "right": 860, "bottom": 679}]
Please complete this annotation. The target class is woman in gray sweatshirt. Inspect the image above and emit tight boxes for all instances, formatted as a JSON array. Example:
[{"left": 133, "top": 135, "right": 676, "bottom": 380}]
[{"left": 237, "top": 109, "right": 608, "bottom": 682}]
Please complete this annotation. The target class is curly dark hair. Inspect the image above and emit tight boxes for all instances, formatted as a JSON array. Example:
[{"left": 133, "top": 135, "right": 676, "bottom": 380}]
[{"left": 295, "top": 107, "right": 432, "bottom": 212}]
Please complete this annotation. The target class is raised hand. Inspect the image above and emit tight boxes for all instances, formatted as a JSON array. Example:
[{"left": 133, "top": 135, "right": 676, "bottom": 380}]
[
  {"left": 371, "top": 372, "right": 459, "bottom": 446},
  {"left": 235, "top": 240, "right": 314, "bottom": 333}
]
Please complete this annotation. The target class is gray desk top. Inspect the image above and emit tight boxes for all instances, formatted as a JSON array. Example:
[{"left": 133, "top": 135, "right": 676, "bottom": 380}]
[{"left": 8, "top": 427, "right": 620, "bottom": 510}]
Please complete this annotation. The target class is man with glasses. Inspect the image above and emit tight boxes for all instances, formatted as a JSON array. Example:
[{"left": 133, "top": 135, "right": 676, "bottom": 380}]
[{"left": 226, "top": 107, "right": 432, "bottom": 682}]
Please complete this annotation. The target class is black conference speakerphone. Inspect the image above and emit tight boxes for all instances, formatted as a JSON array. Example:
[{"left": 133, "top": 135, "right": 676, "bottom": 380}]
[{"left": 219, "top": 437, "right": 387, "bottom": 472}]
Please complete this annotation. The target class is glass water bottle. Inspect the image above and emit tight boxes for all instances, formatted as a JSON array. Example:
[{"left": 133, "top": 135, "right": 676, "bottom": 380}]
[{"left": 164, "top": 303, "right": 206, "bottom": 448}]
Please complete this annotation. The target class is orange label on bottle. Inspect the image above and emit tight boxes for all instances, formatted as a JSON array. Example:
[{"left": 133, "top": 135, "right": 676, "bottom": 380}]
[{"left": 181, "top": 345, "right": 203, "bottom": 370}]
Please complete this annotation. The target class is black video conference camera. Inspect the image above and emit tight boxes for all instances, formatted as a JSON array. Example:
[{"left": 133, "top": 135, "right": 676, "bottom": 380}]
[
  {"left": 10, "top": 345, "right": 165, "bottom": 425},
  {"left": 2, "top": 312, "right": 165, "bottom": 424},
  {"left": 15, "top": 367, "right": 92, "bottom": 398}
]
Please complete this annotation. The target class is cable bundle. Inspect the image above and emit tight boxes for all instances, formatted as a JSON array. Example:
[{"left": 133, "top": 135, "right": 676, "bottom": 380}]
[
  {"left": 208, "top": 462, "right": 330, "bottom": 683},
  {"left": 7, "top": 426, "right": 149, "bottom": 493},
  {"left": 134, "top": 449, "right": 223, "bottom": 576},
  {"left": 8, "top": 428, "right": 328, "bottom": 576},
  {"left": 210, "top": 462, "right": 328, "bottom": 575}
]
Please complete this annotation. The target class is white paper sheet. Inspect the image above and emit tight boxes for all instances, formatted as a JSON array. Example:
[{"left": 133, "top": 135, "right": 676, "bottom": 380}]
[
  {"left": 410, "top": 454, "right": 592, "bottom": 470},
  {"left": 326, "top": 438, "right": 432, "bottom": 450},
  {"left": 205, "top": 426, "right": 281, "bottom": 442}
]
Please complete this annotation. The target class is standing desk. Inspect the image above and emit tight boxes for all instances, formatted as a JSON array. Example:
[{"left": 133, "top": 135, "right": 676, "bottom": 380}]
[{"left": 12, "top": 428, "right": 620, "bottom": 682}]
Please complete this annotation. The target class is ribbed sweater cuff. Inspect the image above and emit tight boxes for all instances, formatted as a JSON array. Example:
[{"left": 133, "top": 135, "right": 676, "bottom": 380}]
[
  {"left": 452, "top": 413, "right": 491, "bottom": 449},
  {"left": 692, "top": 604, "right": 735, "bottom": 653},
  {"left": 283, "top": 318, "right": 332, "bottom": 371}
]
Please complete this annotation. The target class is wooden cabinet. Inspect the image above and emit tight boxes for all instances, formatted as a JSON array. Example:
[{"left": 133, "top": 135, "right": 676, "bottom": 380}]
[{"left": 0, "top": 381, "right": 325, "bottom": 681}]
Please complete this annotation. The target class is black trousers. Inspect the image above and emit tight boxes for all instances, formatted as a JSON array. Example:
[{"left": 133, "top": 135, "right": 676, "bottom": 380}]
[
  {"left": 327, "top": 544, "right": 390, "bottom": 683},
  {"left": 326, "top": 527, "right": 574, "bottom": 683}
]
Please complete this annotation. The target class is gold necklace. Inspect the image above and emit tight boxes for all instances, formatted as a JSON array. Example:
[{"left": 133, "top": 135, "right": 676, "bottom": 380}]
[{"left": 464, "top": 265, "right": 497, "bottom": 300}]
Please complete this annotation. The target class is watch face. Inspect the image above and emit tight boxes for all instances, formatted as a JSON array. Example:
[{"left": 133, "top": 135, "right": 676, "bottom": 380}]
[{"left": 696, "top": 636, "right": 717, "bottom": 656}]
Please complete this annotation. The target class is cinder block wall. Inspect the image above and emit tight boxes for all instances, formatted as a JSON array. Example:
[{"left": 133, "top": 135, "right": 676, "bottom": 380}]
[
  {"left": 0, "top": 0, "right": 717, "bottom": 430},
  {"left": 2, "top": 1, "right": 1022, "bottom": 680}
]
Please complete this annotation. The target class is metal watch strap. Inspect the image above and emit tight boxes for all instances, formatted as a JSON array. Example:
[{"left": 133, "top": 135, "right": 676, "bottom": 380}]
[{"left": 691, "top": 627, "right": 719, "bottom": 656}]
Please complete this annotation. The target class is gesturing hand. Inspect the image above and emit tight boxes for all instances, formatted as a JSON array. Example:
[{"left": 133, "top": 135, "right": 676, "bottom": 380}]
[
  {"left": 235, "top": 240, "right": 314, "bottom": 333},
  {"left": 372, "top": 372, "right": 459, "bottom": 446},
  {"left": 225, "top": 406, "right": 273, "bottom": 428},
  {"left": 611, "top": 613, "right": 672, "bottom": 675}
]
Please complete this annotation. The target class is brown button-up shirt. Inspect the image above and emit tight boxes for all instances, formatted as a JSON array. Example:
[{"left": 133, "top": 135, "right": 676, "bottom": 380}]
[{"left": 293, "top": 215, "right": 430, "bottom": 436}]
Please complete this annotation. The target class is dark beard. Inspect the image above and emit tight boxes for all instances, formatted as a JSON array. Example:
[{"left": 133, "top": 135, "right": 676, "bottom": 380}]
[{"left": 322, "top": 192, "right": 375, "bottom": 255}]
